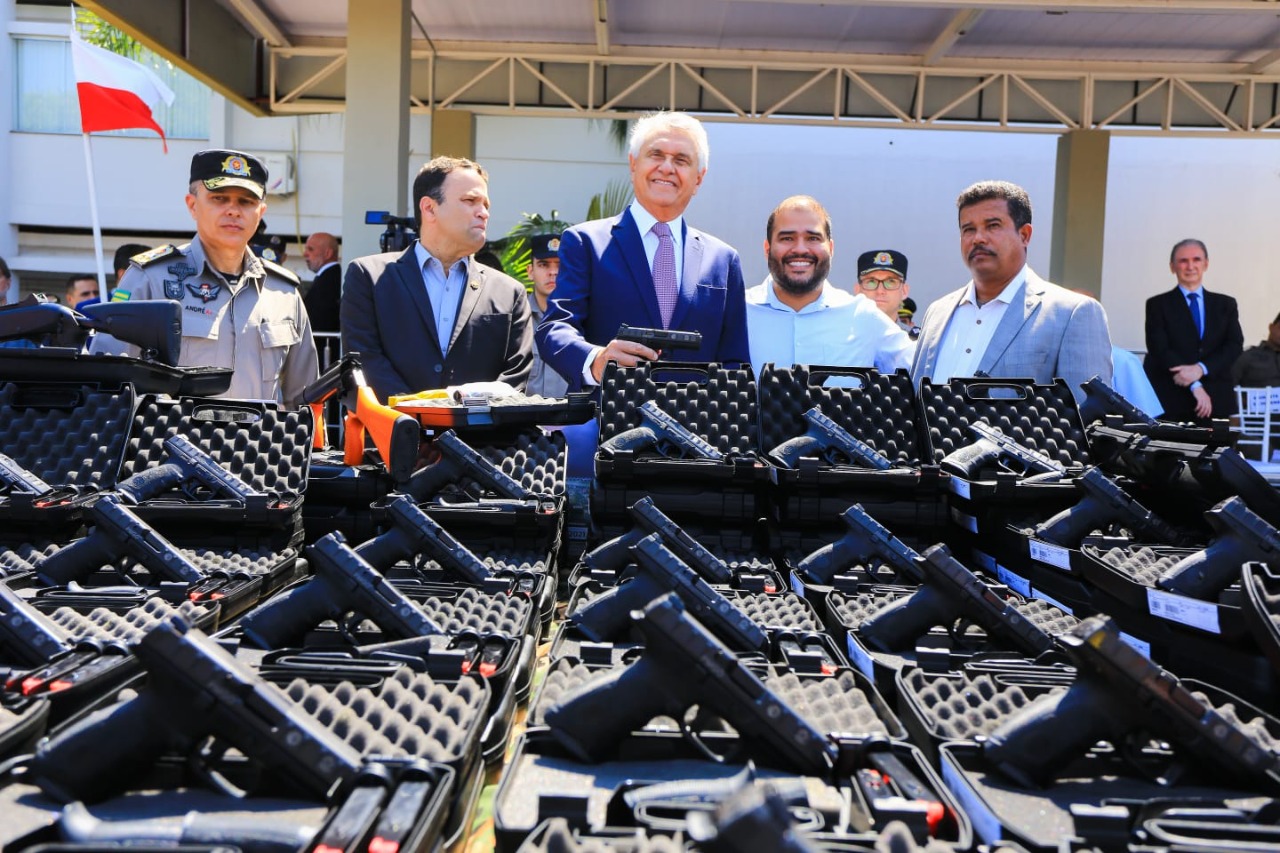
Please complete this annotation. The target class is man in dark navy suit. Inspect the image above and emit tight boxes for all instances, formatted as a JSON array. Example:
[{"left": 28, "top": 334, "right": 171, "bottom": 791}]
[
  {"left": 535, "top": 111, "right": 749, "bottom": 391},
  {"left": 341, "top": 157, "right": 532, "bottom": 401},
  {"left": 1144, "top": 239, "right": 1243, "bottom": 421}
]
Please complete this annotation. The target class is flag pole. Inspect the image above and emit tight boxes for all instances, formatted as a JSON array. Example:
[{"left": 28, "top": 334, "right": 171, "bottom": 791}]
[{"left": 81, "top": 132, "right": 109, "bottom": 301}]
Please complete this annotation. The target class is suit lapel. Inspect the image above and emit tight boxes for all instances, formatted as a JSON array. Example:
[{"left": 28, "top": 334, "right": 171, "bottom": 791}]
[
  {"left": 669, "top": 223, "right": 702, "bottom": 330},
  {"left": 449, "top": 262, "right": 486, "bottom": 353},
  {"left": 613, "top": 209, "right": 664, "bottom": 327},
  {"left": 394, "top": 248, "right": 443, "bottom": 353},
  {"left": 917, "top": 287, "right": 965, "bottom": 378},
  {"left": 978, "top": 272, "right": 1043, "bottom": 374},
  {"left": 1168, "top": 287, "right": 1199, "bottom": 342}
]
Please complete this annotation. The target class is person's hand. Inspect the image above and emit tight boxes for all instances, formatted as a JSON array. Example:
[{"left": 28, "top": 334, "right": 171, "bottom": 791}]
[
  {"left": 1170, "top": 363, "right": 1204, "bottom": 387},
  {"left": 590, "top": 339, "right": 660, "bottom": 382},
  {"left": 1192, "top": 385, "right": 1212, "bottom": 419}
]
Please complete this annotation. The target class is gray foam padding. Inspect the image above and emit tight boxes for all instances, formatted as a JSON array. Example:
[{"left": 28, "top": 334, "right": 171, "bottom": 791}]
[
  {"left": 830, "top": 588, "right": 911, "bottom": 628},
  {"left": 471, "top": 430, "right": 567, "bottom": 497},
  {"left": 283, "top": 666, "right": 488, "bottom": 762},
  {"left": 49, "top": 598, "right": 205, "bottom": 646},
  {"left": 917, "top": 377, "right": 1088, "bottom": 467},
  {"left": 899, "top": 669, "right": 1066, "bottom": 742},
  {"left": 597, "top": 361, "right": 758, "bottom": 455},
  {"left": 418, "top": 587, "right": 531, "bottom": 636},
  {"left": 1014, "top": 598, "right": 1080, "bottom": 636},
  {"left": 1086, "top": 544, "right": 1187, "bottom": 587},
  {"left": 0, "top": 382, "right": 135, "bottom": 488},
  {"left": 755, "top": 365, "right": 921, "bottom": 465},
  {"left": 120, "top": 395, "right": 313, "bottom": 495}
]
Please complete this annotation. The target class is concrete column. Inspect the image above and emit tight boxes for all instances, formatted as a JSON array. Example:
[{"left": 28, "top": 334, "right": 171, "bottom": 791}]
[
  {"left": 1049, "top": 129, "right": 1110, "bottom": 297},
  {"left": 342, "top": 0, "right": 410, "bottom": 259},
  {"left": 431, "top": 109, "right": 475, "bottom": 159},
  {"left": 0, "top": 0, "right": 19, "bottom": 300}
]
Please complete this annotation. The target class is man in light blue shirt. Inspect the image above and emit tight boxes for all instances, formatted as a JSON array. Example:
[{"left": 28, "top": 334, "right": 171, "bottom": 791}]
[{"left": 745, "top": 195, "right": 912, "bottom": 377}]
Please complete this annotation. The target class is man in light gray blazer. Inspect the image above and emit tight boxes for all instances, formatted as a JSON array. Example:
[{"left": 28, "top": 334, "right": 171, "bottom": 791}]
[{"left": 911, "top": 180, "right": 1111, "bottom": 402}]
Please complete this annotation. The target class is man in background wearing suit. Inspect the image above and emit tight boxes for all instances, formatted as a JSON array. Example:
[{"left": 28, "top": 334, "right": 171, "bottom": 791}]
[
  {"left": 302, "top": 232, "right": 342, "bottom": 334},
  {"left": 535, "top": 111, "right": 749, "bottom": 391},
  {"left": 341, "top": 156, "right": 532, "bottom": 401},
  {"left": 1144, "top": 239, "right": 1243, "bottom": 421},
  {"left": 911, "top": 180, "right": 1112, "bottom": 402}
]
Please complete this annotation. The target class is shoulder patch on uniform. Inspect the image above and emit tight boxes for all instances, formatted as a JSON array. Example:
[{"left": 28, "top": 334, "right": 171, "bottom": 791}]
[
  {"left": 111, "top": 289, "right": 130, "bottom": 302},
  {"left": 132, "top": 244, "right": 183, "bottom": 267},
  {"left": 260, "top": 257, "right": 300, "bottom": 286}
]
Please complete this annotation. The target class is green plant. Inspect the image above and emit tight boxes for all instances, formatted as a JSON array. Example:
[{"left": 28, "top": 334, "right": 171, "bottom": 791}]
[
  {"left": 586, "top": 178, "right": 633, "bottom": 221},
  {"left": 75, "top": 9, "right": 142, "bottom": 59},
  {"left": 500, "top": 210, "right": 573, "bottom": 288}
]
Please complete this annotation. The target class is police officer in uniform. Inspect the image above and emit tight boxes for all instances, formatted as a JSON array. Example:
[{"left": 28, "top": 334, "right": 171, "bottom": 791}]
[
  {"left": 113, "top": 150, "right": 319, "bottom": 405},
  {"left": 525, "top": 232, "right": 569, "bottom": 398}
]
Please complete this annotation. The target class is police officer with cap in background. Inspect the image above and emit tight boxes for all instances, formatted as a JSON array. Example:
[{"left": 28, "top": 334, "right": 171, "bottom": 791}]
[
  {"left": 856, "top": 249, "right": 918, "bottom": 340},
  {"left": 113, "top": 149, "right": 319, "bottom": 405},
  {"left": 525, "top": 232, "right": 569, "bottom": 398}
]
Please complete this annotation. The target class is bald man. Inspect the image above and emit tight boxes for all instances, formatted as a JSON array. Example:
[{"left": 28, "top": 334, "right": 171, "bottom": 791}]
[{"left": 303, "top": 232, "right": 341, "bottom": 333}]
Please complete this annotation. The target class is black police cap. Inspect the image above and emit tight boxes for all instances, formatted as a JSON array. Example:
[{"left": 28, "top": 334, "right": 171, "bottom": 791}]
[
  {"left": 857, "top": 249, "right": 908, "bottom": 279},
  {"left": 190, "top": 149, "right": 268, "bottom": 199},
  {"left": 529, "top": 233, "right": 563, "bottom": 260}
]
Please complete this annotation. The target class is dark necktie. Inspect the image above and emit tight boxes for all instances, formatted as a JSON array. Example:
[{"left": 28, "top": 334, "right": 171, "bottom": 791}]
[
  {"left": 1187, "top": 291, "right": 1203, "bottom": 338},
  {"left": 651, "top": 221, "right": 677, "bottom": 329}
]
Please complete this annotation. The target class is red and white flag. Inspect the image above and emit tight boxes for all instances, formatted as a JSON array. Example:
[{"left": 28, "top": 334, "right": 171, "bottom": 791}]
[{"left": 70, "top": 32, "right": 175, "bottom": 150}]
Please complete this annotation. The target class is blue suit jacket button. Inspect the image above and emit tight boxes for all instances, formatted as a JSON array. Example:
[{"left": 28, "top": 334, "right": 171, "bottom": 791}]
[{"left": 433, "top": 364, "right": 443, "bottom": 373}]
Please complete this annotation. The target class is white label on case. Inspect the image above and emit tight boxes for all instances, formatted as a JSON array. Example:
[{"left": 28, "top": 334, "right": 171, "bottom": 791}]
[
  {"left": 1028, "top": 540, "right": 1072, "bottom": 572},
  {"left": 1119, "top": 632, "right": 1152, "bottom": 660},
  {"left": 846, "top": 634, "right": 876, "bottom": 681},
  {"left": 950, "top": 478, "right": 972, "bottom": 500},
  {"left": 789, "top": 570, "right": 805, "bottom": 597},
  {"left": 942, "top": 756, "right": 1001, "bottom": 844},
  {"left": 1146, "top": 589, "right": 1220, "bottom": 634},
  {"left": 997, "top": 565, "right": 1031, "bottom": 598}
]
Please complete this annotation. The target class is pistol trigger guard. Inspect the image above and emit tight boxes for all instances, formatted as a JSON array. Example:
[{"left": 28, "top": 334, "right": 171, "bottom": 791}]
[
  {"left": 949, "top": 615, "right": 984, "bottom": 650},
  {"left": 681, "top": 706, "right": 737, "bottom": 766},
  {"left": 189, "top": 736, "right": 249, "bottom": 799},
  {"left": 338, "top": 611, "right": 366, "bottom": 645}
]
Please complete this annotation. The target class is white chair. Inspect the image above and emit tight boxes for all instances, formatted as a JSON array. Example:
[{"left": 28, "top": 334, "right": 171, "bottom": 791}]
[{"left": 1235, "top": 386, "right": 1280, "bottom": 463}]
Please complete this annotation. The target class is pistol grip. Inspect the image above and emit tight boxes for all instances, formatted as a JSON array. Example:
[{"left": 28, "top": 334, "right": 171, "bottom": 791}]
[{"left": 544, "top": 657, "right": 672, "bottom": 763}]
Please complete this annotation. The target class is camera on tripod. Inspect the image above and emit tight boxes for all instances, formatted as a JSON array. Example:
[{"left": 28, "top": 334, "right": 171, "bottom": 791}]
[{"left": 364, "top": 211, "right": 418, "bottom": 253}]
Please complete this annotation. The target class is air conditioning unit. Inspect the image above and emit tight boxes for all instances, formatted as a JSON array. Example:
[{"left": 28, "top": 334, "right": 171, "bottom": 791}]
[{"left": 259, "top": 153, "right": 296, "bottom": 195}]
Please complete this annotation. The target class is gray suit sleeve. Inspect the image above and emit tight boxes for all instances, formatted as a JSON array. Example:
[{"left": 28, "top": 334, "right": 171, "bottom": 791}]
[{"left": 1056, "top": 296, "right": 1113, "bottom": 401}]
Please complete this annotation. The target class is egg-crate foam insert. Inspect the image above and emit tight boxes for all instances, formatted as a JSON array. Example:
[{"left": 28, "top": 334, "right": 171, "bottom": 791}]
[
  {"left": 457, "top": 429, "right": 566, "bottom": 497},
  {"left": 515, "top": 819, "right": 686, "bottom": 853},
  {"left": 917, "top": 377, "right": 1089, "bottom": 467},
  {"left": 0, "top": 382, "right": 135, "bottom": 489},
  {"left": 411, "top": 586, "right": 533, "bottom": 637},
  {"left": 2, "top": 539, "right": 297, "bottom": 581},
  {"left": 597, "top": 361, "right": 758, "bottom": 455},
  {"left": 281, "top": 666, "right": 488, "bottom": 763},
  {"left": 897, "top": 668, "right": 1070, "bottom": 744},
  {"left": 528, "top": 657, "right": 896, "bottom": 741},
  {"left": 755, "top": 365, "right": 923, "bottom": 465},
  {"left": 579, "top": 524, "right": 773, "bottom": 576},
  {"left": 119, "top": 395, "right": 313, "bottom": 496},
  {"left": 1080, "top": 543, "right": 1197, "bottom": 588},
  {"left": 47, "top": 597, "right": 209, "bottom": 647},
  {"left": 829, "top": 587, "right": 914, "bottom": 629},
  {"left": 567, "top": 585, "right": 821, "bottom": 633}
]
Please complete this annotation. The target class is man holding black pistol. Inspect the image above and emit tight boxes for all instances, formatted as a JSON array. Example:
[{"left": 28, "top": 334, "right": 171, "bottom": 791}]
[{"left": 535, "top": 111, "right": 750, "bottom": 391}]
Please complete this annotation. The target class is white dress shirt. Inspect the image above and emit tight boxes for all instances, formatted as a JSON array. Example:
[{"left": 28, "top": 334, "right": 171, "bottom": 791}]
[
  {"left": 745, "top": 278, "right": 913, "bottom": 376},
  {"left": 931, "top": 268, "right": 1027, "bottom": 383}
]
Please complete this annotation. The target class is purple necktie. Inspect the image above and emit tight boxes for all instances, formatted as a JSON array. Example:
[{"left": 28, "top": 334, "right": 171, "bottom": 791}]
[{"left": 651, "top": 221, "right": 677, "bottom": 328}]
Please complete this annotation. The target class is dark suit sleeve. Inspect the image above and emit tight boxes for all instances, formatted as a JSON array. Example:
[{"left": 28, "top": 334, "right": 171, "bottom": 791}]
[
  {"left": 715, "top": 250, "right": 751, "bottom": 366},
  {"left": 496, "top": 281, "right": 535, "bottom": 391},
  {"left": 340, "top": 259, "right": 412, "bottom": 400},
  {"left": 1204, "top": 295, "right": 1243, "bottom": 377},
  {"left": 1144, "top": 294, "right": 1177, "bottom": 371},
  {"left": 535, "top": 226, "right": 595, "bottom": 388}
]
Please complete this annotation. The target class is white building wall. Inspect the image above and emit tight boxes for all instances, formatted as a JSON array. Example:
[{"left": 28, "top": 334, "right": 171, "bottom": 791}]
[{"left": 4, "top": 48, "right": 1279, "bottom": 348}]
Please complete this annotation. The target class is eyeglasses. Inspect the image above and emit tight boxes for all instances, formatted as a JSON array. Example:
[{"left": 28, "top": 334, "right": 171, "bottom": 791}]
[{"left": 858, "top": 276, "right": 903, "bottom": 291}]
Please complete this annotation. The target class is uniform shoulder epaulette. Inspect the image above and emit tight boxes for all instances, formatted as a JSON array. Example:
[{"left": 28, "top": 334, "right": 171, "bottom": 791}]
[
  {"left": 261, "top": 257, "right": 300, "bottom": 286},
  {"left": 131, "top": 244, "right": 183, "bottom": 267}
]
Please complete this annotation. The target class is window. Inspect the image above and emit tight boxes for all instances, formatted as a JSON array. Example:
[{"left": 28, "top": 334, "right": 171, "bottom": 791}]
[{"left": 14, "top": 36, "right": 210, "bottom": 139}]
